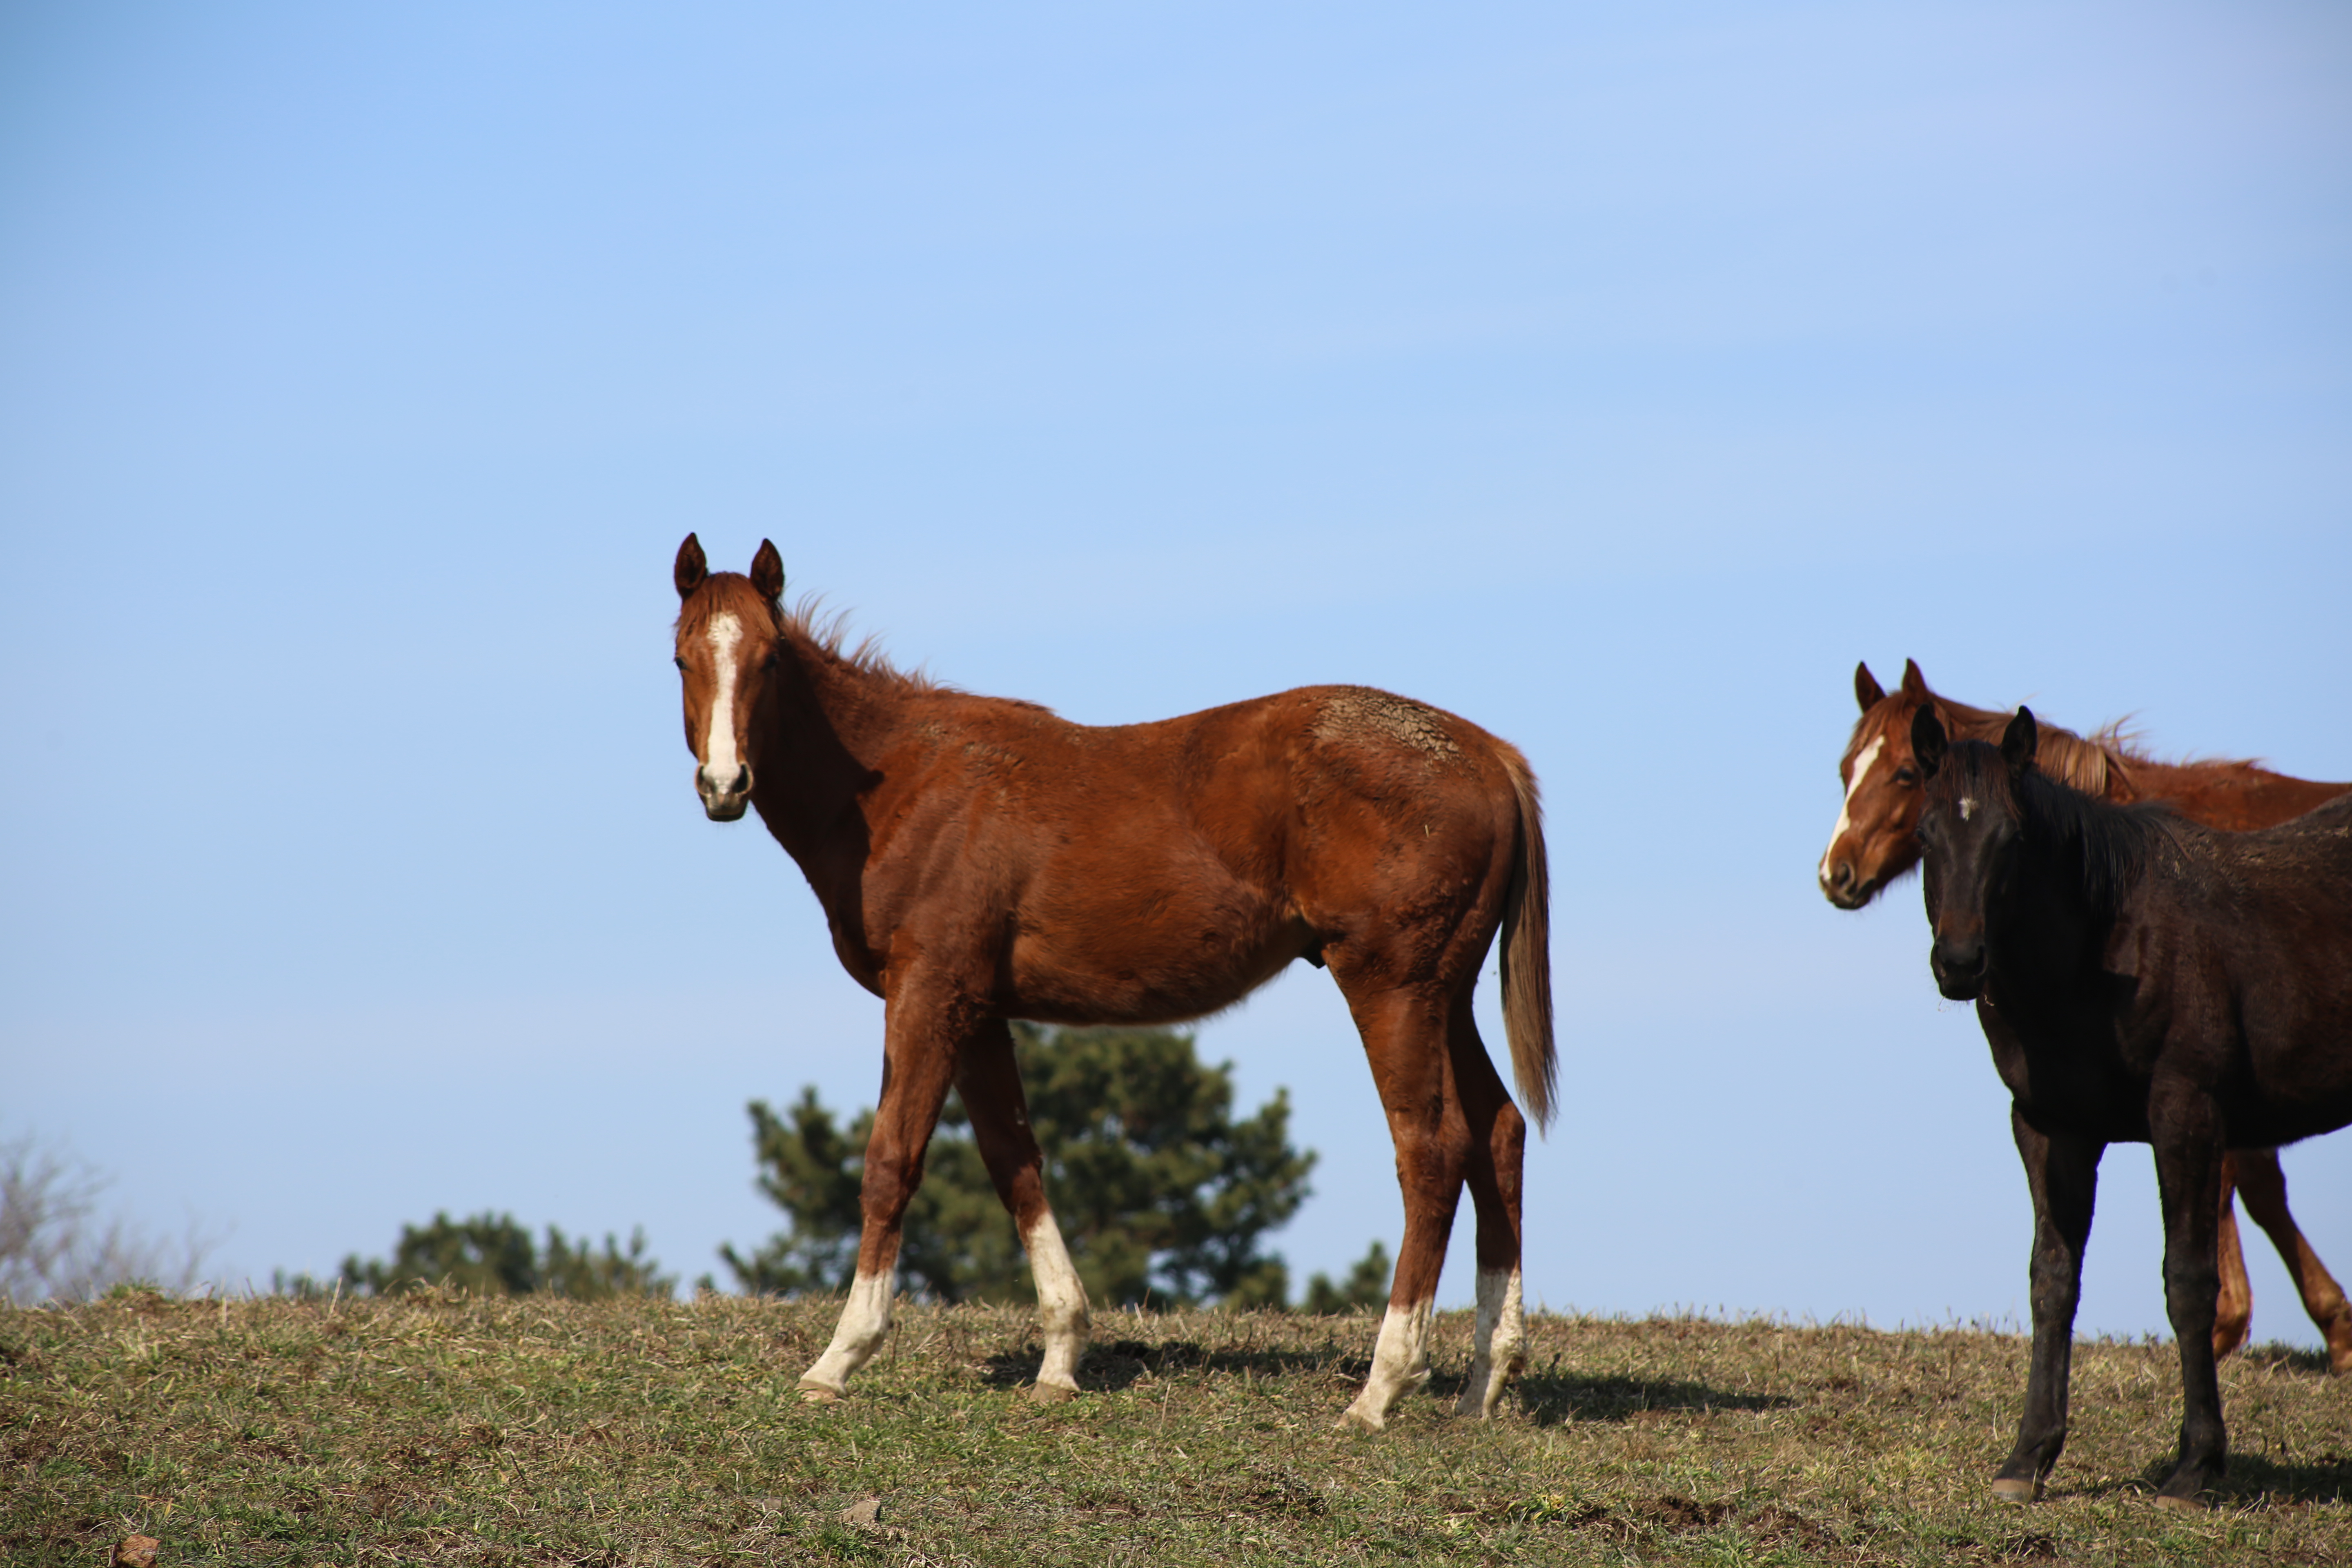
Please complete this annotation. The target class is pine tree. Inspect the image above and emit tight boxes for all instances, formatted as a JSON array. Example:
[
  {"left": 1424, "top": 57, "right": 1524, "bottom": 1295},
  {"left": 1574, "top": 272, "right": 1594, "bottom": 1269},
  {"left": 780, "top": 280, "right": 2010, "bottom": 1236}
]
[
  {"left": 721, "top": 1023, "right": 1314, "bottom": 1308},
  {"left": 1299, "top": 1239, "right": 1392, "bottom": 1315},
  {"left": 332, "top": 1211, "right": 675, "bottom": 1299}
]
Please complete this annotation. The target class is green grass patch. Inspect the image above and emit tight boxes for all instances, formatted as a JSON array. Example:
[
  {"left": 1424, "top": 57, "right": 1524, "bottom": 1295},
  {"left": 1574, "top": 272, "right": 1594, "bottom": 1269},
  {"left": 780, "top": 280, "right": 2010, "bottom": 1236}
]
[{"left": 3, "top": 1292, "right": 2345, "bottom": 1564}]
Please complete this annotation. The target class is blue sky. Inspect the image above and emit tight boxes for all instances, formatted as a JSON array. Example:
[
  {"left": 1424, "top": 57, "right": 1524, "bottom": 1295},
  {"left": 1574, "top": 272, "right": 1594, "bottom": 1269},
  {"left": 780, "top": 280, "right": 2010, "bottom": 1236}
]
[{"left": 4, "top": 2, "right": 2348, "bottom": 1347}]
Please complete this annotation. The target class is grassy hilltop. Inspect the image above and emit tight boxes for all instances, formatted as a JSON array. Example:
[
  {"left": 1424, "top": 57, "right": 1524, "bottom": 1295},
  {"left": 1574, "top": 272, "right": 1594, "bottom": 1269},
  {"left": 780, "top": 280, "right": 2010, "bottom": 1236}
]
[{"left": 3, "top": 1292, "right": 2345, "bottom": 1566}]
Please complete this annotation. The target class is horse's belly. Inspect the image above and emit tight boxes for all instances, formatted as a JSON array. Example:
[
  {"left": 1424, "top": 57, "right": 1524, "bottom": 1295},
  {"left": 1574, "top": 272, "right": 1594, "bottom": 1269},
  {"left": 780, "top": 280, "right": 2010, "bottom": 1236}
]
[{"left": 1002, "top": 904, "right": 1310, "bottom": 1026}]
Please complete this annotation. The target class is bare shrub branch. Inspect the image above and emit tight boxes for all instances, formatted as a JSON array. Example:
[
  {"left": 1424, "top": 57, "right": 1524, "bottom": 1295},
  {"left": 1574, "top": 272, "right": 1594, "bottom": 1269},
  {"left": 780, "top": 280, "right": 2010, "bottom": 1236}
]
[{"left": 0, "top": 1135, "right": 220, "bottom": 1303}]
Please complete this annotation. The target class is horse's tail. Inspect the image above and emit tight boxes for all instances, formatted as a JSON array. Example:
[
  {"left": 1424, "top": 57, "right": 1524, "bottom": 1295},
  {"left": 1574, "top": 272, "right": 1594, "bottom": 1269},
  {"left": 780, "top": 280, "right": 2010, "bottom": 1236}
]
[{"left": 1498, "top": 746, "right": 1557, "bottom": 1131}]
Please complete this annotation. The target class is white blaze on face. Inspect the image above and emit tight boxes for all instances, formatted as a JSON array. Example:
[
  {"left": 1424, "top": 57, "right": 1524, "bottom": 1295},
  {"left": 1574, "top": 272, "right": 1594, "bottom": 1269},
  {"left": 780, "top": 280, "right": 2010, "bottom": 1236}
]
[
  {"left": 702, "top": 613, "right": 744, "bottom": 779},
  {"left": 1819, "top": 734, "right": 1886, "bottom": 881}
]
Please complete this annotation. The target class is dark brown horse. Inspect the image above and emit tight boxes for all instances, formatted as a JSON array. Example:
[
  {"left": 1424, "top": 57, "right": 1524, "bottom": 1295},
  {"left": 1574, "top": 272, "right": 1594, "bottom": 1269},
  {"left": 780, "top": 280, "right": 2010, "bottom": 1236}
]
[
  {"left": 1822, "top": 659, "right": 2352, "bottom": 1374},
  {"left": 1913, "top": 706, "right": 2352, "bottom": 1506},
  {"left": 671, "top": 537, "right": 1554, "bottom": 1429}
]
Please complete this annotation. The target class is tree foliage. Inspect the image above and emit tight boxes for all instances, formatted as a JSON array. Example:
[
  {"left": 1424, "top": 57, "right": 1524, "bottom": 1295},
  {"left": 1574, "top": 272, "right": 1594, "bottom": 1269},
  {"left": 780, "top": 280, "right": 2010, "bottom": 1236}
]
[
  {"left": 1299, "top": 1239, "right": 1393, "bottom": 1315},
  {"left": 721, "top": 1023, "right": 1315, "bottom": 1309},
  {"left": 329, "top": 1211, "right": 675, "bottom": 1299}
]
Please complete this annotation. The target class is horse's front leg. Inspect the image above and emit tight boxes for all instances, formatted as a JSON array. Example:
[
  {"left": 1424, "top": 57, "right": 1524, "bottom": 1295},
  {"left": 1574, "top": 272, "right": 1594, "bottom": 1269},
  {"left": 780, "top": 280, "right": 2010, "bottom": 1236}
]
[
  {"left": 1996, "top": 1108, "right": 2102, "bottom": 1502},
  {"left": 797, "top": 980, "right": 963, "bottom": 1403},
  {"left": 2150, "top": 1085, "right": 2229, "bottom": 1508},
  {"left": 955, "top": 1019, "right": 1092, "bottom": 1402},
  {"left": 2232, "top": 1146, "right": 2352, "bottom": 1375}
]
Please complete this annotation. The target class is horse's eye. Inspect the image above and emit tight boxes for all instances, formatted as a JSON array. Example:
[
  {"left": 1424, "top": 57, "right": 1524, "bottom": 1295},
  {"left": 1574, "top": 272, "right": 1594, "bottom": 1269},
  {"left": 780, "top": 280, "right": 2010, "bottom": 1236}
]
[
  {"left": 673, "top": 656, "right": 687, "bottom": 671},
  {"left": 1895, "top": 767, "right": 1919, "bottom": 786}
]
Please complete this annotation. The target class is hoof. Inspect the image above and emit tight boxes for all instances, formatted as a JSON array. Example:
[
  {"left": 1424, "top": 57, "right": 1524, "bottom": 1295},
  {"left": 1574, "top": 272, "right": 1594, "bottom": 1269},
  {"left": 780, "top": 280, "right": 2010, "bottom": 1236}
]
[
  {"left": 2154, "top": 1492, "right": 2207, "bottom": 1513},
  {"left": 797, "top": 1380, "right": 843, "bottom": 1405},
  {"left": 1336, "top": 1404, "right": 1386, "bottom": 1434},
  {"left": 1027, "top": 1379, "right": 1078, "bottom": 1405},
  {"left": 1989, "top": 1478, "right": 2038, "bottom": 1504}
]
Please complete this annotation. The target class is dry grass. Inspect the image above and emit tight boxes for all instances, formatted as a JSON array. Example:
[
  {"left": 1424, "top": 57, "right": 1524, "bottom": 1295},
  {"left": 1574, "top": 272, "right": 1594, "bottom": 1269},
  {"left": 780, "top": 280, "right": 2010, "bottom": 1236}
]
[{"left": 2, "top": 1291, "right": 2346, "bottom": 1565}]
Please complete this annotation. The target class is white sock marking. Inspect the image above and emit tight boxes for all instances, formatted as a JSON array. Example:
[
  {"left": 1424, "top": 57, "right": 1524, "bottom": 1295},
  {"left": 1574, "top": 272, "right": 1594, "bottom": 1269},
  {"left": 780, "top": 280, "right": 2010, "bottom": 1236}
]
[
  {"left": 1819, "top": 734, "right": 1886, "bottom": 882},
  {"left": 1341, "top": 1295, "right": 1434, "bottom": 1430},
  {"left": 1022, "top": 1210, "right": 1091, "bottom": 1393},
  {"left": 1458, "top": 1265, "right": 1526, "bottom": 1419},
  {"left": 801, "top": 1269, "right": 893, "bottom": 1395}
]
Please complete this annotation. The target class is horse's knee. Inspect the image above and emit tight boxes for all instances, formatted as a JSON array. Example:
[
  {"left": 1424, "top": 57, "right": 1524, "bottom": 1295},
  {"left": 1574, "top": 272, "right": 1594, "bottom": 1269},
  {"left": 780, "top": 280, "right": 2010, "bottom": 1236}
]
[
  {"left": 1489, "top": 1098, "right": 1525, "bottom": 1157},
  {"left": 1389, "top": 1121, "right": 1470, "bottom": 1192},
  {"left": 2164, "top": 1259, "right": 2221, "bottom": 1328}
]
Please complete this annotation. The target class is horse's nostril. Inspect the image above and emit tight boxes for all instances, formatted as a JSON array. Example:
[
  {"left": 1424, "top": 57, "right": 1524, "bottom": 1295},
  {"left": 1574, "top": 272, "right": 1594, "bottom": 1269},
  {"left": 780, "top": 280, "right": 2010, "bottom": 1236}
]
[
  {"left": 1935, "top": 940, "right": 1985, "bottom": 976},
  {"left": 1829, "top": 861, "right": 1854, "bottom": 892},
  {"left": 732, "top": 766, "right": 752, "bottom": 795}
]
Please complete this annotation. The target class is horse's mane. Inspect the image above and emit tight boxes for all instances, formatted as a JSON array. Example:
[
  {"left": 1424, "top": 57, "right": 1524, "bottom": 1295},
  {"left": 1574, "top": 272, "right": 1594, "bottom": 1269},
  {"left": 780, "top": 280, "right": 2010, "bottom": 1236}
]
[
  {"left": 778, "top": 594, "right": 947, "bottom": 696},
  {"left": 1949, "top": 739, "right": 2169, "bottom": 917},
  {"left": 677, "top": 576, "right": 945, "bottom": 696},
  {"left": 1932, "top": 695, "right": 2131, "bottom": 798}
]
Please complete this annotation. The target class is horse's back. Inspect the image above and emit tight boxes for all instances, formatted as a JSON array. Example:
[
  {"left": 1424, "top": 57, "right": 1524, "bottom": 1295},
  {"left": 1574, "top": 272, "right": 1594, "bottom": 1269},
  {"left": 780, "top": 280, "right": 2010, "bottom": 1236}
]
[
  {"left": 948, "top": 683, "right": 1530, "bottom": 1021},
  {"left": 2178, "top": 793, "right": 2352, "bottom": 1142},
  {"left": 2129, "top": 756, "right": 2352, "bottom": 833},
  {"left": 1060, "top": 682, "right": 1526, "bottom": 842}
]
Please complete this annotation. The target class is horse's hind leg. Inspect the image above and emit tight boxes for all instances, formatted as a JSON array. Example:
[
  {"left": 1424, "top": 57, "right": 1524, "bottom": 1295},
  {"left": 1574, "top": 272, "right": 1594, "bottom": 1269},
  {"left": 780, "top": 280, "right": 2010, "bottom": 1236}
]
[
  {"left": 955, "top": 1019, "right": 1092, "bottom": 1401},
  {"left": 1335, "top": 985, "right": 1472, "bottom": 1432},
  {"left": 2211, "top": 1152, "right": 2253, "bottom": 1362},
  {"left": 798, "top": 982, "right": 961, "bottom": 1402},
  {"left": 2232, "top": 1147, "right": 2352, "bottom": 1375},
  {"left": 1448, "top": 1003, "right": 1528, "bottom": 1419}
]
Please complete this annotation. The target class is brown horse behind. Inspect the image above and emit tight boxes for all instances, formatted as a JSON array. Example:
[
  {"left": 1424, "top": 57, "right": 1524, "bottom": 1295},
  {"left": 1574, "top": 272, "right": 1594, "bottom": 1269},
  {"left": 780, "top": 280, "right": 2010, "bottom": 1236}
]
[
  {"left": 672, "top": 537, "right": 1555, "bottom": 1429},
  {"left": 1820, "top": 659, "right": 2352, "bottom": 1374}
]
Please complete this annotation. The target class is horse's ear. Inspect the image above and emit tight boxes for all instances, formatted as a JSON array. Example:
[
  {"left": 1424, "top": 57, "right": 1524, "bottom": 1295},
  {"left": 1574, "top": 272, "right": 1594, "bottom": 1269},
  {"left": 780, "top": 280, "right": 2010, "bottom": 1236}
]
[
  {"left": 749, "top": 539, "right": 785, "bottom": 605},
  {"left": 1911, "top": 705, "right": 1948, "bottom": 779},
  {"left": 1854, "top": 662, "right": 1885, "bottom": 712},
  {"left": 1900, "top": 659, "right": 1929, "bottom": 699},
  {"left": 675, "top": 534, "right": 708, "bottom": 599},
  {"left": 2003, "top": 706, "right": 2039, "bottom": 780}
]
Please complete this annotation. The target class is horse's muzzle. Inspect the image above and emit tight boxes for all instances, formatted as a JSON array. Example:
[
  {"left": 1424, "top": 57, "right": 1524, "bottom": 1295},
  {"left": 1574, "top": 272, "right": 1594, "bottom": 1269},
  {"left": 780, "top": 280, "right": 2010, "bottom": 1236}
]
[
  {"left": 697, "top": 764, "right": 753, "bottom": 822},
  {"left": 1930, "top": 937, "right": 1985, "bottom": 1000},
  {"left": 1819, "top": 858, "right": 1871, "bottom": 910}
]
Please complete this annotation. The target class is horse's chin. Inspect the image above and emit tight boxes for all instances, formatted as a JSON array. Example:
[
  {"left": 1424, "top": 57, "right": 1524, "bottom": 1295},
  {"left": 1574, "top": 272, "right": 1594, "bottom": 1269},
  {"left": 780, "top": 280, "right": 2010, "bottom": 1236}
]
[
  {"left": 1933, "top": 969, "right": 1984, "bottom": 1002},
  {"left": 1822, "top": 880, "right": 1877, "bottom": 912},
  {"left": 1820, "top": 863, "right": 1900, "bottom": 911},
  {"left": 702, "top": 795, "right": 750, "bottom": 823}
]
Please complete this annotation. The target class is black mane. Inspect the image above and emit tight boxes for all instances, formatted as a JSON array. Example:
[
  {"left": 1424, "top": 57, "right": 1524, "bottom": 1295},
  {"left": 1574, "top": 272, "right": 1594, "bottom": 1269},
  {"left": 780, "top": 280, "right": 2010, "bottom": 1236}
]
[{"left": 1948, "top": 739, "right": 2172, "bottom": 917}]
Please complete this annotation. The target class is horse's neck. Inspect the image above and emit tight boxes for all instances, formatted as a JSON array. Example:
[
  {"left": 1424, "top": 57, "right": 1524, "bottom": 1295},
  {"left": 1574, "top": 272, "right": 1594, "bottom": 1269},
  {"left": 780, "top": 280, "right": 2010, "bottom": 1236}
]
[
  {"left": 756, "top": 642, "right": 912, "bottom": 860},
  {"left": 1988, "top": 815, "right": 2105, "bottom": 1000}
]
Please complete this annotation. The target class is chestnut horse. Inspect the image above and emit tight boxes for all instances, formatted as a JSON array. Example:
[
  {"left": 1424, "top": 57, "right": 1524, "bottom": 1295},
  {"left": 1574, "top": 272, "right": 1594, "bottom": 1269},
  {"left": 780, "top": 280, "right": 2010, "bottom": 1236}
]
[
  {"left": 671, "top": 537, "right": 1554, "bottom": 1430},
  {"left": 1911, "top": 707, "right": 2352, "bottom": 1505},
  {"left": 1821, "top": 659, "right": 2352, "bottom": 1375}
]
